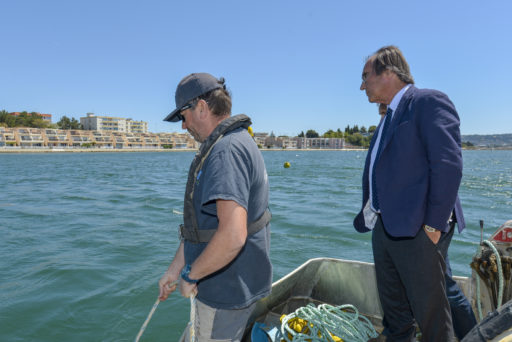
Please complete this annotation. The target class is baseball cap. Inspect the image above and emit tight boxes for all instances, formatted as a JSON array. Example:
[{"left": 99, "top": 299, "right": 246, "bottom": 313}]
[{"left": 163, "top": 73, "right": 223, "bottom": 122}]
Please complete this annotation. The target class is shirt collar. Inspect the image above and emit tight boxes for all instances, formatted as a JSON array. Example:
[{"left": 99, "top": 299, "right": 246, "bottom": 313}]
[{"left": 388, "top": 84, "right": 411, "bottom": 113}]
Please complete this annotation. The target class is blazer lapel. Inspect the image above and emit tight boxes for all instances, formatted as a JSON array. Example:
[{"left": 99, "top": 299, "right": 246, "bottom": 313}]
[{"left": 379, "top": 85, "right": 416, "bottom": 152}]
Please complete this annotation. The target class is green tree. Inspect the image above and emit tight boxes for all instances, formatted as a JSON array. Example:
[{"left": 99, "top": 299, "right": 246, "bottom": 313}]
[
  {"left": 0, "top": 110, "right": 10, "bottom": 126},
  {"left": 323, "top": 129, "right": 335, "bottom": 138},
  {"left": 462, "top": 141, "right": 474, "bottom": 148},
  {"left": 347, "top": 132, "right": 364, "bottom": 146},
  {"left": 32, "top": 118, "right": 48, "bottom": 128},
  {"left": 57, "top": 116, "right": 72, "bottom": 129},
  {"left": 5, "top": 114, "right": 16, "bottom": 127},
  {"left": 70, "top": 118, "right": 82, "bottom": 129},
  {"left": 298, "top": 131, "right": 305, "bottom": 137},
  {"left": 57, "top": 116, "right": 82, "bottom": 130},
  {"left": 368, "top": 125, "right": 377, "bottom": 134},
  {"left": 306, "top": 129, "right": 319, "bottom": 138}
]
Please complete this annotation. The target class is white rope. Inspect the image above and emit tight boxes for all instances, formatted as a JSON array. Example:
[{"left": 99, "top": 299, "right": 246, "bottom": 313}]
[
  {"left": 134, "top": 280, "right": 178, "bottom": 342},
  {"left": 280, "top": 303, "right": 378, "bottom": 342},
  {"left": 188, "top": 294, "right": 197, "bottom": 342},
  {"left": 134, "top": 298, "right": 161, "bottom": 342}
]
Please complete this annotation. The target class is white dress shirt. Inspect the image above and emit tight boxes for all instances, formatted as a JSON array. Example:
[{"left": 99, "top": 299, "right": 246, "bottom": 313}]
[{"left": 368, "top": 84, "right": 411, "bottom": 212}]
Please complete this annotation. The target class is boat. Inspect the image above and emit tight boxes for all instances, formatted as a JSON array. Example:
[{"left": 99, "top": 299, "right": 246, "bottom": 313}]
[{"left": 178, "top": 220, "right": 512, "bottom": 341}]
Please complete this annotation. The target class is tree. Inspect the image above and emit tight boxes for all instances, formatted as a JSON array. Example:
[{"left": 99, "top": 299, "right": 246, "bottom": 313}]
[
  {"left": 70, "top": 118, "right": 82, "bottom": 129},
  {"left": 32, "top": 117, "right": 48, "bottom": 128},
  {"left": 57, "top": 116, "right": 71, "bottom": 129},
  {"left": 0, "top": 110, "right": 9, "bottom": 125},
  {"left": 347, "top": 132, "right": 364, "bottom": 146},
  {"left": 306, "top": 129, "right": 319, "bottom": 138},
  {"left": 323, "top": 129, "right": 335, "bottom": 138},
  {"left": 368, "top": 125, "right": 377, "bottom": 134},
  {"left": 360, "top": 126, "right": 367, "bottom": 134},
  {"left": 298, "top": 131, "right": 305, "bottom": 137},
  {"left": 57, "top": 116, "right": 82, "bottom": 130}
]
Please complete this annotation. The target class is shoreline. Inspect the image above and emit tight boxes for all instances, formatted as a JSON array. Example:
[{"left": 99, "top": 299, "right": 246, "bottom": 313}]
[
  {"left": 1, "top": 147, "right": 510, "bottom": 154},
  {"left": 0, "top": 148, "right": 197, "bottom": 153}
]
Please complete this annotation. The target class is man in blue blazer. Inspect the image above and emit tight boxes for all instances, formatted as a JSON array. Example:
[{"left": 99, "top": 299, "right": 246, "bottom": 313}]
[{"left": 354, "top": 46, "right": 466, "bottom": 341}]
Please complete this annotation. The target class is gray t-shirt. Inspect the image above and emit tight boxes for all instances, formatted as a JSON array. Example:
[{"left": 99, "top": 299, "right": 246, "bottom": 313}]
[{"left": 184, "top": 127, "right": 271, "bottom": 309}]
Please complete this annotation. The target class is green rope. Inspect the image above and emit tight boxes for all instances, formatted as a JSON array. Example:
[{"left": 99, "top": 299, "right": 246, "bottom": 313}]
[{"left": 280, "top": 303, "right": 378, "bottom": 342}]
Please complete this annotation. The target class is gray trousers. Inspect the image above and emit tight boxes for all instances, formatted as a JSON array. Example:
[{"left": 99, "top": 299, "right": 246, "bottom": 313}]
[
  {"left": 182, "top": 299, "right": 256, "bottom": 342},
  {"left": 372, "top": 215, "right": 455, "bottom": 342}
]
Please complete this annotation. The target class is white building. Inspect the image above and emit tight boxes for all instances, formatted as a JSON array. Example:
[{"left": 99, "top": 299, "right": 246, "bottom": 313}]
[{"left": 80, "top": 113, "right": 148, "bottom": 133}]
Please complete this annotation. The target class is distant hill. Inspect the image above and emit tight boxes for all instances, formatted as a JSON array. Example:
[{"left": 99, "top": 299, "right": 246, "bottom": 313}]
[{"left": 461, "top": 134, "right": 512, "bottom": 147}]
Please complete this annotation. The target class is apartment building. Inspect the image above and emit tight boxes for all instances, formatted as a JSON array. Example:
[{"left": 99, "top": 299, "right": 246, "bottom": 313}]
[
  {"left": 0, "top": 127, "right": 197, "bottom": 149},
  {"left": 80, "top": 113, "right": 148, "bottom": 134},
  {"left": 253, "top": 132, "right": 268, "bottom": 147},
  {"left": 127, "top": 120, "right": 148, "bottom": 134},
  {"left": 296, "top": 137, "right": 345, "bottom": 149}
]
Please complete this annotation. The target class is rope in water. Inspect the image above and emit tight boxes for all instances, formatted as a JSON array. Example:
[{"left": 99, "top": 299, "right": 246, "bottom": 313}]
[
  {"left": 280, "top": 303, "right": 378, "bottom": 342},
  {"left": 135, "top": 280, "right": 198, "bottom": 342},
  {"left": 134, "top": 297, "right": 161, "bottom": 342},
  {"left": 475, "top": 240, "right": 504, "bottom": 320}
]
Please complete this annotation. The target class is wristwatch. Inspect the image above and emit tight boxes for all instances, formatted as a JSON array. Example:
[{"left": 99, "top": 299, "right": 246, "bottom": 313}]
[
  {"left": 424, "top": 225, "right": 437, "bottom": 233},
  {"left": 180, "top": 264, "right": 199, "bottom": 284}
]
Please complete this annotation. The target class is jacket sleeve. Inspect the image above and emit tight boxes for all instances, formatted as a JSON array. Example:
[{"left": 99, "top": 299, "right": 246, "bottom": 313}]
[{"left": 416, "top": 90, "right": 463, "bottom": 230}]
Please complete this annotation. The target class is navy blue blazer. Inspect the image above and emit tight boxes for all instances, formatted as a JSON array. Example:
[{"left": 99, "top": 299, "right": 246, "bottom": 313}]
[{"left": 353, "top": 86, "right": 465, "bottom": 237}]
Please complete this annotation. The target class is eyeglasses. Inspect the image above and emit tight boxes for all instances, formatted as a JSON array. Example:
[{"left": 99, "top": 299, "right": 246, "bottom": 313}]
[
  {"left": 362, "top": 71, "right": 369, "bottom": 83},
  {"left": 176, "top": 103, "right": 194, "bottom": 122}
]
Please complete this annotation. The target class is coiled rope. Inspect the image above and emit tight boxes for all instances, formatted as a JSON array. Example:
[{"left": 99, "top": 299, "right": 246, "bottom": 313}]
[
  {"left": 280, "top": 303, "right": 378, "bottom": 342},
  {"left": 475, "top": 240, "right": 504, "bottom": 320}
]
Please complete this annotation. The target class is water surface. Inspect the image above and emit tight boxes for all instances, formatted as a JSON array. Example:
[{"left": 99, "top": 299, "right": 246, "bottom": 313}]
[{"left": 0, "top": 150, "right": 510, "bottom": 341}]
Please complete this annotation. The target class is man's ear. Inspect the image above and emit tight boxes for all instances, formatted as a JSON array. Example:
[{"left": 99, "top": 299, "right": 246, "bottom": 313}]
[{"left": 197, "top": 99, "right": 209, "bottom": 119}]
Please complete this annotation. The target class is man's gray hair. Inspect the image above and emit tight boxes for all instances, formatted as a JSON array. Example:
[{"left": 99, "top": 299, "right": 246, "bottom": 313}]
[{"left": 369, "top": 45, "right": 414, "bottom": 84}]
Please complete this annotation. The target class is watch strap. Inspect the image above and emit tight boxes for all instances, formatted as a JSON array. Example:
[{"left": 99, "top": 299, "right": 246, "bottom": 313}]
[
  {"left": 424, "top": 225, "right": 437, "bottom": 233},
  {"left": 180, "top": 264, "right": 199, "bottom": 284}
]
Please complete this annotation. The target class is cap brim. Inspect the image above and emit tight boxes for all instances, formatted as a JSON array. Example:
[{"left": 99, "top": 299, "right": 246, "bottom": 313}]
[{"left": 163, "top": 108, "right": 180, "bottom": 122}]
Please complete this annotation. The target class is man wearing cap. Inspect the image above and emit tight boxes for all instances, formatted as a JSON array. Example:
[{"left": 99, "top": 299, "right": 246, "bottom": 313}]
[
  {"left": 354, "top": 46, "right": 466, "bottom": 341},
  {"left": 157, "top": 73, "right": 272, "bottom": 341}
]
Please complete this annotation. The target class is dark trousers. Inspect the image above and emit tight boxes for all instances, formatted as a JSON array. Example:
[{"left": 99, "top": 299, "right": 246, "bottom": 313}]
[
  {"left": 372, "top": 216, "right": 455, "bottom": 342},
  {"left": 438, "top": 227, "right": 478, "bottom": 340}
]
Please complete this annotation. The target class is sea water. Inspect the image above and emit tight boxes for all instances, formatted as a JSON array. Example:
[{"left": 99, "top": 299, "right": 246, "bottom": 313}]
[{"left": 0, "top": 150, "right": 511, "bottom": 341}]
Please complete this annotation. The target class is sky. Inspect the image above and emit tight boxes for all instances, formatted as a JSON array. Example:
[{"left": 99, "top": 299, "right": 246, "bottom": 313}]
[{"left": 1, "top": 0, "right": 510, "bottom": 136}]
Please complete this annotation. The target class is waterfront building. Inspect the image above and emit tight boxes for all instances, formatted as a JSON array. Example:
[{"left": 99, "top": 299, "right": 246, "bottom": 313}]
[
  {"left": 279, "top": 136, "right": 298, "bottom": 149},
  {"left": 253, "top": 132, "right": 268, "bottom": 147},
  {"left": 80, "top": 113, "right": 148, "bottom": 134},
  {"left": 296, "top": 137, "right": 345, "bottom": 149},
  {"left": 0, "top": 127, "right": 197, "bottom": 150}
]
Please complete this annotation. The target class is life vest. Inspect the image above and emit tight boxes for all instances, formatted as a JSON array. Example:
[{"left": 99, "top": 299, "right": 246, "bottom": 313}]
[{"left": 179, "top": 114, "right": 271, "bottom": 243}]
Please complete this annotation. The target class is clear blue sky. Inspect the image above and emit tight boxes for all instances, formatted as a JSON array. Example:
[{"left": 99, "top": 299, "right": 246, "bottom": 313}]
[{"left": 1, "top": 0, "right": 510, "bottom": 136}]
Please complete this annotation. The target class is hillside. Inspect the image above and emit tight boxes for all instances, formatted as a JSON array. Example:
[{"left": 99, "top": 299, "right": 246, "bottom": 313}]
[{"left": 461, "top": 134, "right": 512, "bottom": 147}]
